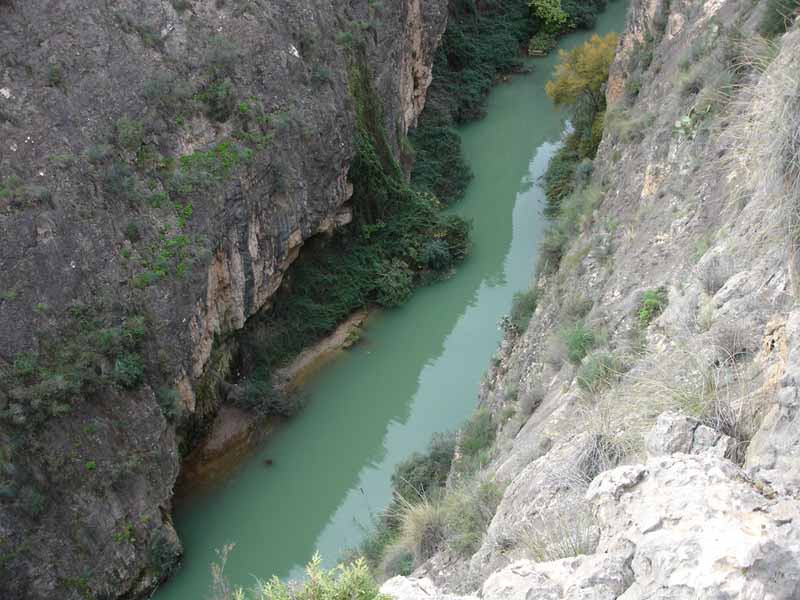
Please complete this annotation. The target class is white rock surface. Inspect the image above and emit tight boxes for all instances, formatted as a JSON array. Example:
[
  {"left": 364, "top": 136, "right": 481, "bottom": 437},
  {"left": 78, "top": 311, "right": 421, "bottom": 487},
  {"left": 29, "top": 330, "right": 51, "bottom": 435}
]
[
  {"left": 380, "top": 576, "right": 477, "bottom": 600},
  {"left": 588, "top": 454, "right": 800, "bottom": 599}
]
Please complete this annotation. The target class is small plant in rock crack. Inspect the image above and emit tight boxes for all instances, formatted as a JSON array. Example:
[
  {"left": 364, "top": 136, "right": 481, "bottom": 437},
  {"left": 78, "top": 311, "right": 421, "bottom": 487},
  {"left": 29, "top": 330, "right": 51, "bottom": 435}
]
[
  {"left": 562, "top": 322, "right": 596, "bottom": 364},
  {"left": 639, "top": 287, "right": 668, "bottom": 328}
]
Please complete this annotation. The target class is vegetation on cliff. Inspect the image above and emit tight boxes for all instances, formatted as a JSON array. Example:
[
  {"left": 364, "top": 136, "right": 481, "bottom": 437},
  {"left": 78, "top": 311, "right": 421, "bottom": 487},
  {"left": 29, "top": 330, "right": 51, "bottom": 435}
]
[{"left": 236, "top": 52, "right": 471, "bottom": 413}]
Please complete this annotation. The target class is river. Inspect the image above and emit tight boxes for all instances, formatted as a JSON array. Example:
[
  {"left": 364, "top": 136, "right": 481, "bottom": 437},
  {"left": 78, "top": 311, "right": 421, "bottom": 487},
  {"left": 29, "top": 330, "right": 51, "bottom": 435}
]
[{"left": 154, "top": 3, "right": 628, "bottom": 596}]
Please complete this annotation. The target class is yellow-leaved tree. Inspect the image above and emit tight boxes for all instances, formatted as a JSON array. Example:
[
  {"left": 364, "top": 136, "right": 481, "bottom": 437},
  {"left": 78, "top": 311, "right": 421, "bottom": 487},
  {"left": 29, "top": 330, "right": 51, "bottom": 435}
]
[{"left": 545, "top": 32, "right": 619, "bottom": 111}]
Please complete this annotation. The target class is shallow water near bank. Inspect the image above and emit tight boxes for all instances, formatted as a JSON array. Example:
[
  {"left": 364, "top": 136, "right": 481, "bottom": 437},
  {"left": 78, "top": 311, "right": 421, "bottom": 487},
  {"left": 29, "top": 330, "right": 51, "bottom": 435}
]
[{"left": 154, "top": 4, "right": 628, "bottom": 597}]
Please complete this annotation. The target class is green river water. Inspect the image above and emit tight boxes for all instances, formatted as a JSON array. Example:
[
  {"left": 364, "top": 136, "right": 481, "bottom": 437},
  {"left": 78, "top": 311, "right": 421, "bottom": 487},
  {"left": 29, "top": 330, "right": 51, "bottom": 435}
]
[{"left": 154, "top": 4, "right": 628, "bottom": 596}]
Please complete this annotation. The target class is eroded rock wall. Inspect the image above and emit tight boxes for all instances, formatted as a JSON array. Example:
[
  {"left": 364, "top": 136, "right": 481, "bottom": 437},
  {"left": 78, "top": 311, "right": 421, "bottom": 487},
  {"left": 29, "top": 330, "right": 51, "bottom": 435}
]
[{"left": 0, "top": 1, "right": 446, "bottom": 598}]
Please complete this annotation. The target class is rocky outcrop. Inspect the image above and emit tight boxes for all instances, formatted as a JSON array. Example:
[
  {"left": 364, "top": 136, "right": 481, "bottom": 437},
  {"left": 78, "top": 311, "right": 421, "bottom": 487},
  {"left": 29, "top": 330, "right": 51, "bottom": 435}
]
[
  {"left": 384, "top": 453, "right": 800, "bottom": 600},
  {"left": 644, "top": 411, "right": 734, "bottom": 458},
  {"left": 746, "top": 309, "right": 800, "bottom": 495},
  {"left": 0, "top": 1, "right": 446, "bottom": 598}
]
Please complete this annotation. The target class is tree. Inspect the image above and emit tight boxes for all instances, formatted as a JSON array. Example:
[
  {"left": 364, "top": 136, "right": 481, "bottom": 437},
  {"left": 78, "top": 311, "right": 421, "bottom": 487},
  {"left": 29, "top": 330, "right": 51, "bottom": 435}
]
[
  {"left": 545, "top": 32, "right": 619, "bottom": 111},
  {"left": 529, "top": 0, "right": 569, "bottom": 32}
]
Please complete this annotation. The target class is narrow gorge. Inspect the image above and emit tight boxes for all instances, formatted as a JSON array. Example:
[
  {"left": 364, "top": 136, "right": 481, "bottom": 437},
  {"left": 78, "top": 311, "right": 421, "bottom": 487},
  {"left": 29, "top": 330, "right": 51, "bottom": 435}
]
[{"left": 2, "top": 0, "right": 800, "bottom": 598}]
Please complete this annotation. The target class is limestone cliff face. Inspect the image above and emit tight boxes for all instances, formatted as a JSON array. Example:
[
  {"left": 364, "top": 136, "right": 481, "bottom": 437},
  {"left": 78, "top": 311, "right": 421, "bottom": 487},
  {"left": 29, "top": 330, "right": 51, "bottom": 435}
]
[
  {"left": 383, "top": 0, "right": 800, "bottom": 597},
  {"left": 0, "top": 1, "right": 446, "bottom": 598}
]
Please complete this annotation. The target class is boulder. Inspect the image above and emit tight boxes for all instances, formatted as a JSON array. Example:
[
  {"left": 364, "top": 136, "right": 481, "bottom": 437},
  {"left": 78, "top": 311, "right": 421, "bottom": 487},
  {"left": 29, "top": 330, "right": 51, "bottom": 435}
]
[
  {"left": 588, "top": 454, "right": 800, "bottom": 599},
  {"left": 482, "top": 554, "right": 632, "bottom": 600},
  {"left": 380, "top": 576, "right": 477, "bottom": 600},
  {"left": 645, "top": 411, "right": 734, "bottom": 458}
]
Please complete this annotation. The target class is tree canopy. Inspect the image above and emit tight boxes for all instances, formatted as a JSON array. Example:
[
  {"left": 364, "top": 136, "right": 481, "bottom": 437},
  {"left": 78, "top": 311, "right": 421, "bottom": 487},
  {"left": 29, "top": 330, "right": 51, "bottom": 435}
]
[
  {"left": 545, "top": 32, "right": 619, "bottom": 109},
  {"left": 529, "top": 0, "right": 569, "bottom": 32}
]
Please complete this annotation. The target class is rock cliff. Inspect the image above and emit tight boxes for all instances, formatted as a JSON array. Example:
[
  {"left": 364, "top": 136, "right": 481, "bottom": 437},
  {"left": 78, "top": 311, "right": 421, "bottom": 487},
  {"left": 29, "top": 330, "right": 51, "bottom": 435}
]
[
  {"left": 0, "top": 1, "right": 446, "bottom": 598},
  {"left": 382, "top": 0, "right": 800, "bottom": 597}
]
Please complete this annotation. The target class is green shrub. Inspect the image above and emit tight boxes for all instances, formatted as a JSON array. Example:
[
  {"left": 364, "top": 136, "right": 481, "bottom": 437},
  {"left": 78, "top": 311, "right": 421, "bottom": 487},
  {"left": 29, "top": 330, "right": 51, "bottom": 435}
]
[
  {"left": 758, "top": 0, "right": 799, "bottom": 37},
  {"left": 375, "top": 259, "right": 413, "bottom": 307},
  {"left": 538, "top": 227, "right": 569, "bottom": 274},
  {"left": 156, "top": 387, "right": 182, "bottom": 422},
  {"left": 236, "top": 59, "right": 470, "bottom": 379},
  {"left": 460, "top": 409, "right": 495, "bottom": 465},
  {"left": 510, "top": 288, "right": 538, "bottom": 332},
  {"left": 47, "top": 64, "right": 64, "bottom": 87},
  {"left": 638, "top": 287, "right": 667, "bottom": 327},
  {"left": 421, "top": 239, "right": 452, "bottom": 271},
  {"left": 104, "top": 162, "right": 140, "bottom": 204},
  {"left": 397, "top": 498, "right": 447, "bottom": 564},
  {"left": 577, "top": 352, "right": 623, "bottom": 392},
  {"left": 125, "top": 221, "right": 141, "bottom": 243},
  {"left": 113, "top": 353, "right": 145, "bottom": 389},
  {"left": 311, "top": 64, "right": 333, "bottom": 87},
  {"left": 528, "top": 31, "right": 557, "bottom": 55},
  {"left": 216, "top": 554, "right": 383, "bottom": 600},
  {"left": 543, "top": 145, "right": 580, "bottom": 218},
  {"left": 392, "top": 433, "right": 456, "bottom": 502},
  {"left": 116, "top": 117, "right": 144, "bottom": 152},
  {"left": 408, "top": 0, "right": 533, "bottom": 202},
  {"left": 14, "top": 353, "right": 38, "bottom": 378},
  {"left": 562, "top": 322, "right": 595, "bottom": 364},
  {"left": 443, "top": 479, "right": 503, "bottom": 556},
  {"left": 201, "top": 78, "right": 237, "bottom": 122},
  {"left": 19, "top": 485, "right": 46, "bottom": 517}
]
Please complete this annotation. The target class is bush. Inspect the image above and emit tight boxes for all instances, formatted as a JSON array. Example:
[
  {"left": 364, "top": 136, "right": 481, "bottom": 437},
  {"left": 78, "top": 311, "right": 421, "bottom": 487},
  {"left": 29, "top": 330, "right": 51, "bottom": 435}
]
[
  {"left": 562, "top": 322, "right": 595, "bottom": 364},
  {"left": 528, "top": 31, "right": 557, "bottom": 55},
  {"left": 47, "top": 64, "right": 64, "bottom": 87},
  {"left": 543, "top": 145, "right": 580, "bottom": 217},
  {"left": 421, "top": 239, "right": 452, "bottom": 271},
  {"left": 125, "top": 221, "right": 141, "bottom": 243},
  {"left": 638, "top": 287, "right": 667, "bottom": 327},
  {"left": 546, "top": 33, "right": 619, "bottom": 109},
  {"left": 577, "top": 352, "right": 623, "bottom": 392},
  {"left": 391, "top": 433, "right": 456, "bottom": 502},
  {"left": 529, "top": 0, "right": 568, "bottom": 32},
  {"left": 758, "top": 0, "right": 799, "bottom": 37},
  {"left": 104, "top": 162, "right": 140, "bottom": 204},
  {"left": 397, "top": 498, "right": 448, "bottom": 564},
  {"left": 113, "top": 353, "right": 145, "bottom": 389},
  {"left": 460, "top": 409, "right": 495, "bottom": 465},
  {"left": 201, "top": 78, "right": 237, "bottom": 122},
  {"left": 214, "top": 554, "right": 383, "bottom": 600},
  {"left": 538, "top": 227, "right": 569, "bottom": 274},
  {"left": 116, "top": 117, "right": 144, "bottom": 152},
  {"left": 443, "top": 479, "right": 503, "bottom": 556},
  {"left": 510, "top": 288, "right": 538, "bottom": 332}
]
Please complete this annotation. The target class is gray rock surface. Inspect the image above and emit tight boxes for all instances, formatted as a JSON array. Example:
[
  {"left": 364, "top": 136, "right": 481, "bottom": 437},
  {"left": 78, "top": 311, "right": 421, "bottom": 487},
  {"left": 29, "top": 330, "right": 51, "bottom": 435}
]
[
  {"left": 381, "top": 576, "right": 477, "bottom": 600},
  {"left": 0, "top": 0, "right": 447, "bottom": 597},
  {"left": 747, "top": 309, "right": 800, "bottom": 495},
  {"left": 645, "top": 411, "right": 734, "bottom": 458},
  {"left": 588, "top": 454, "right": 800, "bottom": 599}
]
